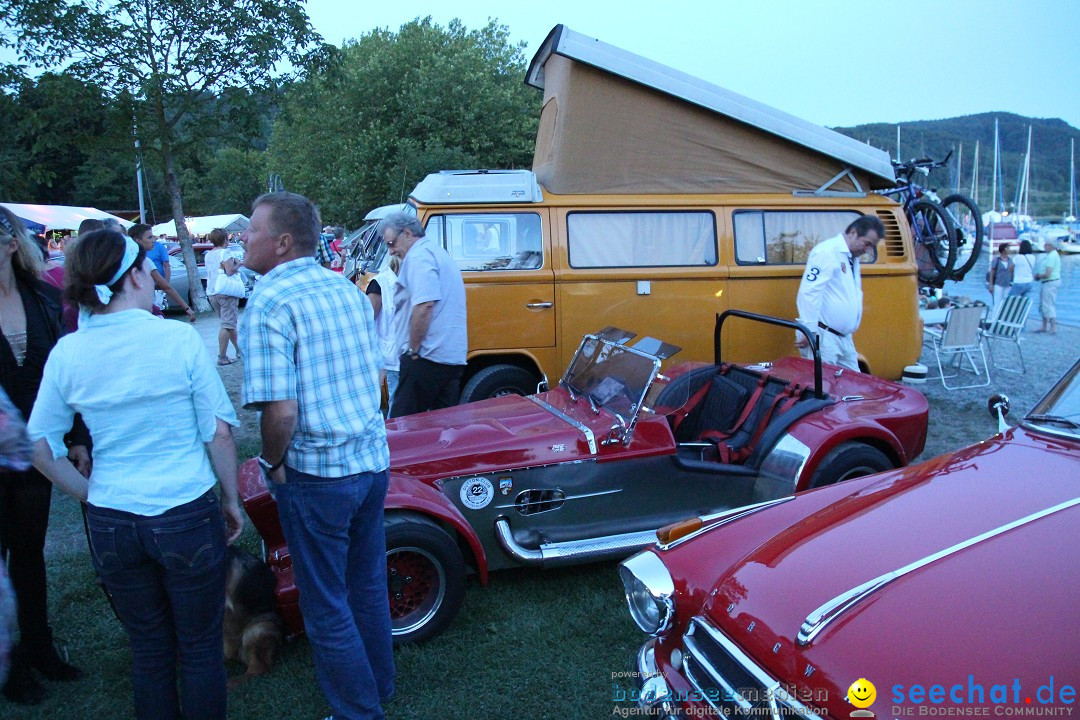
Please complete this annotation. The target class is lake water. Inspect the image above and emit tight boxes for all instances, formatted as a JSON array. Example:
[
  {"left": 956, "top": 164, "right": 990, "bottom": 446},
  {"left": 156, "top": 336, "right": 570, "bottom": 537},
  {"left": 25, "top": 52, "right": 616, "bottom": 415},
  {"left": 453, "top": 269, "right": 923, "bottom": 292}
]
[{"left": 940, "top": 250, "right": 1079, "bottom": 327}]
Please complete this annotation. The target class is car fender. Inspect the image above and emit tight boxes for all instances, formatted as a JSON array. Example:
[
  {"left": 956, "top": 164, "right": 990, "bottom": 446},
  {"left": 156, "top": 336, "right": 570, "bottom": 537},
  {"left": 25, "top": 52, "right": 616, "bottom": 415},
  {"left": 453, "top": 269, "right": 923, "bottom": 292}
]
[
  {"left": 790, "top": 423, "right": 907, "bottom": 491},
  {"left": 386, "top": 473, "right": 489, "bottom": 585}
]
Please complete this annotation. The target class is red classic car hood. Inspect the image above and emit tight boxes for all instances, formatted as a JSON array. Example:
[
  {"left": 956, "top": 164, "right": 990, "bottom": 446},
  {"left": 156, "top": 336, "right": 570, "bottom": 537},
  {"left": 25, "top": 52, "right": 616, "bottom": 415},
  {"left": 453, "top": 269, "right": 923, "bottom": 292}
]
[
  {"left": 386, "top": 390, "right": 606, "bottom": 479},
  {"left": 694, "top": 427, "right": 1080, "bottom": 712}
]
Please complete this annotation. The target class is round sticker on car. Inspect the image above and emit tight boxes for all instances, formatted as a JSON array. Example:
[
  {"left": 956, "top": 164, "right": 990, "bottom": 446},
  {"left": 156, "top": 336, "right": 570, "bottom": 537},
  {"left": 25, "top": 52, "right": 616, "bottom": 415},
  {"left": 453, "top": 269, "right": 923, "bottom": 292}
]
[{"left": 459, "top": 478, "right": 494, "bottom": 510}]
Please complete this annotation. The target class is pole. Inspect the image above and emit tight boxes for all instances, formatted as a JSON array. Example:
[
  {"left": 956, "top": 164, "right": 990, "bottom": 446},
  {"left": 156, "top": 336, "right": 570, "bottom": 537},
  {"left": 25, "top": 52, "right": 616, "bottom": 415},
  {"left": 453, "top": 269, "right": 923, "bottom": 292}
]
[
  {"left": 133, "top": 117, "right": 146, "bottom": 224},
  {"left": 955, "top": 142, "right": 963, "bottom": 194},
  {"left": 1070, "top": 138, "right": 1076, "bottom": 220},
  {"left": 970, "top": 140, "right": 980, "bottom": 206},
  {"left": 991, "top": 120, "right": 999, "bottom": 214}
]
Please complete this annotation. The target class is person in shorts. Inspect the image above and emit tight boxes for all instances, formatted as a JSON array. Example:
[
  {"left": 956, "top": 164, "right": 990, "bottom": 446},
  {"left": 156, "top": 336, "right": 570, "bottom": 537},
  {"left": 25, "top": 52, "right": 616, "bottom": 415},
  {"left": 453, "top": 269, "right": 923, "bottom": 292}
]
[{"left": 204, "top": 229, "right": 241, "bottom": 364}]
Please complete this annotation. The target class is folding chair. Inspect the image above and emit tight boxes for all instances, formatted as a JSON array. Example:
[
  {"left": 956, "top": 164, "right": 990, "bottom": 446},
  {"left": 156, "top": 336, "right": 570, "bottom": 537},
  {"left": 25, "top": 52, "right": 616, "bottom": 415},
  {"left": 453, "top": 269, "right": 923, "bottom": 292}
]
[
  {"left": 980, "top": 295, "right": 1032, "bottom": 374},
  {"left": 925, "top": 304, "right": 990, "bottom": 389}
]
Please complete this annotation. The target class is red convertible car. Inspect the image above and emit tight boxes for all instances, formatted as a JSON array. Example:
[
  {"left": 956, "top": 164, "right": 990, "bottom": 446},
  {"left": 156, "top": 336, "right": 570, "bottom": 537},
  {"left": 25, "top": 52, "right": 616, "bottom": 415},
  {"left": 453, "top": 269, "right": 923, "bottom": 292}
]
[
  {"left": 619, "top": 358, "right": 1080, "bottom": 719},
  {"left": 240, "top": 311, "right": 927, "bottom": 644}
]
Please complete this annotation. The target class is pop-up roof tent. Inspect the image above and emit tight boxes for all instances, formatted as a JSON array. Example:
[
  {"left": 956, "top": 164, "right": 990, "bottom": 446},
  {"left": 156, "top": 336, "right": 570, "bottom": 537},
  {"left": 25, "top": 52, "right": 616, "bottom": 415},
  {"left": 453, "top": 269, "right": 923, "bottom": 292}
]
[
  {"left": 0, "top": 203, "right": 131, "bottom": 232},
  {"left": 153, "top": 213, "right": 250, "bottom": 238},
  {"left": 525, "top": 25, "right": 896, "bottom": 196}
]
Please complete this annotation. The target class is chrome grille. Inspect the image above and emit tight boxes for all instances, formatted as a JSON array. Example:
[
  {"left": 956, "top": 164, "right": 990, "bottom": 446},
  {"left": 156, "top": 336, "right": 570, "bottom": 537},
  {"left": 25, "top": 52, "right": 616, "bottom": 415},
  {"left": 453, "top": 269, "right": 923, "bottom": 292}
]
[{"left": 681, "top": 617, "right": 815, "bottom": 718}]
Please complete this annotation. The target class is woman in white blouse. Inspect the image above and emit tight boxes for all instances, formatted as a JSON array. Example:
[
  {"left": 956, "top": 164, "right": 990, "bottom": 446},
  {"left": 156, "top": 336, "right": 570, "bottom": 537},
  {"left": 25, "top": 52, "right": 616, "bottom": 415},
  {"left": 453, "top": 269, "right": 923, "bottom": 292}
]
[{"left": 26, "top": 229, "right": 243, "bottom": 720}]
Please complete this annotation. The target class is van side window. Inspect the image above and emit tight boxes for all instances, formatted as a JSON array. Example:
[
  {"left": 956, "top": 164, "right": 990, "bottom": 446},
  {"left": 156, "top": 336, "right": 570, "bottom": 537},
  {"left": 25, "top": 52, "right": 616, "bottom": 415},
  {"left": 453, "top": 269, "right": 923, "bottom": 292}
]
[
  {"left": 427, "top": 213, "right": 543, "bottom": 271},
  {"left": 733, "top": 210, "right": 874, "bottom": 264},
  {"left": 567, "top": 211, "right": 717, "bottom": 268}
]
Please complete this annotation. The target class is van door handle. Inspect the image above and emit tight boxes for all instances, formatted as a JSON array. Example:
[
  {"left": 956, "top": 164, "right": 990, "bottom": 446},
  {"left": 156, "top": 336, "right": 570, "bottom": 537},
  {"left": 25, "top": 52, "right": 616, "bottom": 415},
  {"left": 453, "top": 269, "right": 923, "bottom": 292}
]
[{"left": 526, "top": 302, "right": 553, "bottom": 309}]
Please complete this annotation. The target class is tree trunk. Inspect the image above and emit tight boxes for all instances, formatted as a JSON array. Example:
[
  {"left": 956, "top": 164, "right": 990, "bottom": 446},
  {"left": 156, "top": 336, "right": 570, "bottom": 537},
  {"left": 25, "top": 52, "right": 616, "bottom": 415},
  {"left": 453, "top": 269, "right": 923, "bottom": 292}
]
[{"left": 160, "top": 136, "right": 211, "bottom": 312}]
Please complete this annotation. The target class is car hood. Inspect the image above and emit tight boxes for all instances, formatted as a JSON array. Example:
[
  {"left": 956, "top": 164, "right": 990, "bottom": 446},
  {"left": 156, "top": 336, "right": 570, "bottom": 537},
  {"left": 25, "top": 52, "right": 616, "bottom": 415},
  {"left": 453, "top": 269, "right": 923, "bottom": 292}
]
[
  {"left": 386, "top": 391, "right": 606, "bottom": 479},
  {"left": 694, "top": 427, "right": 1080, "bottom": 710}
]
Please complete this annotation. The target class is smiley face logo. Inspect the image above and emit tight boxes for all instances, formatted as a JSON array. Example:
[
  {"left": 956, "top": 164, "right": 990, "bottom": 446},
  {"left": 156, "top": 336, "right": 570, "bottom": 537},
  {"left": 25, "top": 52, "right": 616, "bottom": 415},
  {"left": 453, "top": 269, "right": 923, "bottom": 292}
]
[{"left": 848, "top": 678, "right": 876, "bottom": 708}]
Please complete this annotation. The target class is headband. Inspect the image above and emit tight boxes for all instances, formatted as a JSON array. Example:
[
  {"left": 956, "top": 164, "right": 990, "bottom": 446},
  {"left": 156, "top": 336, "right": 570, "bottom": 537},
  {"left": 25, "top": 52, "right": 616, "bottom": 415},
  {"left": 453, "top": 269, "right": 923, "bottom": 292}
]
[
  {"left": 0, "top": 213, "right": 15, "bottom": 236},
  {"left": 94, "top": 237, "right": 141, "bottom": 305}
]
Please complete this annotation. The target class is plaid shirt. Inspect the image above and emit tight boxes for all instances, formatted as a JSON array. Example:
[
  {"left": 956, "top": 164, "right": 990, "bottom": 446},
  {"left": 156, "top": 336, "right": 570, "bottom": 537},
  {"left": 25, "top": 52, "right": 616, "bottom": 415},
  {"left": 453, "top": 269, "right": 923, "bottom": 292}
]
[
  {"left": 316, "top": 233, "right": 334, "bottom": 265},
  {"left": 240, "top": 257, "right": 388, "bottom": 478}
]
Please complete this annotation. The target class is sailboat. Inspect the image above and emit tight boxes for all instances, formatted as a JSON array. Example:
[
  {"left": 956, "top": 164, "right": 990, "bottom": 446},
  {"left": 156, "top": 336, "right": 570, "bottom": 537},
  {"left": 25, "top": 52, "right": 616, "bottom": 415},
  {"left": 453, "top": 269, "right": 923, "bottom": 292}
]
[
  {"left": 1059, "top": 138, "right": 1080, "bottom": 253},
  {"left": 985, "top": 120, "right": 1018, "bottom": 253}
]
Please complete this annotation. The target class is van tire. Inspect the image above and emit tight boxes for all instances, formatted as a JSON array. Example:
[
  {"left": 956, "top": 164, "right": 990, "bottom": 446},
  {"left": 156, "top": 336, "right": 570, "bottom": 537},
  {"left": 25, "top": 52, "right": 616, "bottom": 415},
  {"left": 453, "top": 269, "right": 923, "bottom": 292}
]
[{"left": 459, "top": 364, "right": 538, "bottom": 403}]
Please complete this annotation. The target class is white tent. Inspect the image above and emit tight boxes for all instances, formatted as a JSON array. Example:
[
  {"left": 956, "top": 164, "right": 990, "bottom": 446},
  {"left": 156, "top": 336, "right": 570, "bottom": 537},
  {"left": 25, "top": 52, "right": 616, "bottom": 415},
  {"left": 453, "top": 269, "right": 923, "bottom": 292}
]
[
  {"left": 153, "top": 214, "right": 249, "bottom": 238},
  {"left": 0, "top": 202, "right": 131, "bottom": 231}
]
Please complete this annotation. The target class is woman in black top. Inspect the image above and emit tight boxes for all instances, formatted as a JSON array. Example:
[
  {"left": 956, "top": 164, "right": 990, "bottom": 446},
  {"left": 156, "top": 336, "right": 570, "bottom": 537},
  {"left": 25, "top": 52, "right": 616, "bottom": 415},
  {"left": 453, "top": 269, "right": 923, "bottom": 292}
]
[{"left": 0, "top": 207, "right": 87, "bottom": 704}]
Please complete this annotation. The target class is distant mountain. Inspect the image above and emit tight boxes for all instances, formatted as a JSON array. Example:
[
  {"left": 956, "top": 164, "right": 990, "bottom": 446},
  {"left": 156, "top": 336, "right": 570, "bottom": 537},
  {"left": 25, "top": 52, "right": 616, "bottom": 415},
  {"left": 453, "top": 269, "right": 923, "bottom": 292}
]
[{"left": 831, "top": 113, "right": 1079, "bottom": 219}]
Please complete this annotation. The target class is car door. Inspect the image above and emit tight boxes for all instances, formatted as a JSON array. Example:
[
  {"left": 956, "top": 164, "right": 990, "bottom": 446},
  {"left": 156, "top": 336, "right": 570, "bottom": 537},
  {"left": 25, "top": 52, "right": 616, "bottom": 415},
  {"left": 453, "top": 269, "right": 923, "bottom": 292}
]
[{"left": 424, "top": 210, "right": 556, "bottom": 355}]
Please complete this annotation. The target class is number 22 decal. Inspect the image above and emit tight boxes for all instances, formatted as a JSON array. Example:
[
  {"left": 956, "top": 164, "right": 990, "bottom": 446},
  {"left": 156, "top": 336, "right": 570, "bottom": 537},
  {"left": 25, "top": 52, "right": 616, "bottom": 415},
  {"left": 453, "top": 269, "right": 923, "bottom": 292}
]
[{"left": 805, "top": 267, "right": 820, "bottom": 282}]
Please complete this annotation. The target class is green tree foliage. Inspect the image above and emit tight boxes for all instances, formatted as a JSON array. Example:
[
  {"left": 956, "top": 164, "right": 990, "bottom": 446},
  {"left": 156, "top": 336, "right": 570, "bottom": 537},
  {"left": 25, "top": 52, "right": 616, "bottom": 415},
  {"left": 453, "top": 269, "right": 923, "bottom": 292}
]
[
  {"left": 181, "top": 147, "right": 269, "bottom": 217},
  {"left": 270, "top": 17, "right": 540, "bottom": 226},
  {"left": 1, "top": 0, "right": 322, "bottom": 309}
]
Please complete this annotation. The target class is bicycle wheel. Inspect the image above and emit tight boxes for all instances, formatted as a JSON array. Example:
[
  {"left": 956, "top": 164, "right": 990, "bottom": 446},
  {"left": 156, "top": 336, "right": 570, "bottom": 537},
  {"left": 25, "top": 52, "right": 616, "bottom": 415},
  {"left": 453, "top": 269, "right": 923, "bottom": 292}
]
[
  {"left": 908, "top": 198, "right": 957, "bottom": 287},
  {"left": 940, "top": 193, "right": 984, "bottom": 279}
]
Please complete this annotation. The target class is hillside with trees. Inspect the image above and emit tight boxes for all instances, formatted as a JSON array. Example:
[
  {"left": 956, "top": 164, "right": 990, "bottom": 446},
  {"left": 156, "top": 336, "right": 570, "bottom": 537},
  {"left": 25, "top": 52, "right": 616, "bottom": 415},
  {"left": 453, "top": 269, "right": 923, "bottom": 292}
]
[{"left": 833, "top": 113, "right": 1080, "bottom": 219}]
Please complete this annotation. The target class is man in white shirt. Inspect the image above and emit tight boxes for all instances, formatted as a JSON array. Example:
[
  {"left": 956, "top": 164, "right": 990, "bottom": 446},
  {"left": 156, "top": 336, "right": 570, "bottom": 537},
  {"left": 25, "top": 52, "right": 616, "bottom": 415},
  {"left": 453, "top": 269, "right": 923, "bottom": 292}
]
[
  {"left": 795, "top": 216, "right": 884, "bottom": 371},
  {"left": 381, "top": 212, "right": 468, "bottom": 417}
]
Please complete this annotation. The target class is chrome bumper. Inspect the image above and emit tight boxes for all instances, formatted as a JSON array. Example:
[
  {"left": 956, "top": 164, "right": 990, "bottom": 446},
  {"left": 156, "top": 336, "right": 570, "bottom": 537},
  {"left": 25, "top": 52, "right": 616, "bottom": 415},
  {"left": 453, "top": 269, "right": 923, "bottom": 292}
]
[{"left": 632, "top": 639, "right": 679, "bottom": 719}]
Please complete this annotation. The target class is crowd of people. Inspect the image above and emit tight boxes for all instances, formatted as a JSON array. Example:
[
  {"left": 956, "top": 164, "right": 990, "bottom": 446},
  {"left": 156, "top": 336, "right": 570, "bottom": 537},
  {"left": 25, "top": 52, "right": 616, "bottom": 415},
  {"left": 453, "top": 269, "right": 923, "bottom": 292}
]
[
  {"left": 0, "top": 192, "right": 468, "bottom": 720},
  {"left": 986, "top": 237, "right": 1063, "bottom": 332}
]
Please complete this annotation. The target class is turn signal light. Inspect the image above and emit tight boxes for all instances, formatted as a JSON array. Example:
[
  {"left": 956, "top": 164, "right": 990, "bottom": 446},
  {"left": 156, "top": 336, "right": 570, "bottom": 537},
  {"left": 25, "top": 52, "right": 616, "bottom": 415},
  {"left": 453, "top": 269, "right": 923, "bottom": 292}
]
[{"left": 656, "top": 517, "right": 702, "bottom": 545}]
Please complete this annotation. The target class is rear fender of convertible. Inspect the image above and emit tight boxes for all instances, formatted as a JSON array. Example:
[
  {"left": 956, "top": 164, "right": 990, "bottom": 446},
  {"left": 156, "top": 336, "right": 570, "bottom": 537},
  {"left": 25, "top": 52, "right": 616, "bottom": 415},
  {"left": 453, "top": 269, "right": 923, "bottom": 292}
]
[
  {"left": 791, "top": 422, "right": 909, "bottom": 491},
  {"left": 386, "top": 474, "right": 490, "bottom": 585}
]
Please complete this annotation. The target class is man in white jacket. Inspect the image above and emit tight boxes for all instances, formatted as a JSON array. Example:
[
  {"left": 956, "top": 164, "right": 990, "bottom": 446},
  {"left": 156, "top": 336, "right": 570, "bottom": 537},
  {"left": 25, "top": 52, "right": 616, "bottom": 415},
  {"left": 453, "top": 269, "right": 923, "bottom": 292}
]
[{"left": 795, "top": 216, "right": 884, "bottom": 371}]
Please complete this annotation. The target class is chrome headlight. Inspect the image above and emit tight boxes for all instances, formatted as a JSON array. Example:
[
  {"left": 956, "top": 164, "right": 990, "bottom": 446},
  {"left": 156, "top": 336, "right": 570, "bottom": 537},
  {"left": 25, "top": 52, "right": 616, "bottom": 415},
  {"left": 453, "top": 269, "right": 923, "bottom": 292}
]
[{"left": 619, "top": 551, "right": 675, "bottom": 636}]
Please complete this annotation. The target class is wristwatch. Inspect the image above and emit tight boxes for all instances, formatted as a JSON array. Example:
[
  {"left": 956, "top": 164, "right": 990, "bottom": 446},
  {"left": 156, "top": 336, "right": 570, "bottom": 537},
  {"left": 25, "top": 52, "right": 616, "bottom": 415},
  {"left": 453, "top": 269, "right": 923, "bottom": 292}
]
[
  {"left": 405, "top": 347, "right": 419, "bottom": 359},
  {"left": 256, "top": 455, "right": 285, "bottom": 474}
]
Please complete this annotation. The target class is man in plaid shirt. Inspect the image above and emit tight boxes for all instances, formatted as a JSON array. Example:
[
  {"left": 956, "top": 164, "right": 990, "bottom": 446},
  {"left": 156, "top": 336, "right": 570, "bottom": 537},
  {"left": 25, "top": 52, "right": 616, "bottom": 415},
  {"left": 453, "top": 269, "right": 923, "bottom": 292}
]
[{"left": 240, "top": 192, "right": 393, "bottom": 720}]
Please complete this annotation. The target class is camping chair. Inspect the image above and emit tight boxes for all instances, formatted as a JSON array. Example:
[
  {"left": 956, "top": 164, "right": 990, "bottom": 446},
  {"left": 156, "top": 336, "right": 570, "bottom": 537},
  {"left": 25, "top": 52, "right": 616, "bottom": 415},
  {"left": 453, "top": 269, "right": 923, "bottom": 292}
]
[
  {"left": 980, "top": 295, "right": 1032, "bottom": 374},
  {"left": 925, "top": 304, "right": 990, "bottom": 389}
]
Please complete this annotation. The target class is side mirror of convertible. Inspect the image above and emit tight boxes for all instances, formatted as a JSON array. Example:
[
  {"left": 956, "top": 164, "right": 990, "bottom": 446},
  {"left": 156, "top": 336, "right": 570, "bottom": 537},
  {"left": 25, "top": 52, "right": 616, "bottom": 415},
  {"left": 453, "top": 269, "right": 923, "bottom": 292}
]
[{"left": 987, "top": 393, "right": 1010, "bottom": 434}]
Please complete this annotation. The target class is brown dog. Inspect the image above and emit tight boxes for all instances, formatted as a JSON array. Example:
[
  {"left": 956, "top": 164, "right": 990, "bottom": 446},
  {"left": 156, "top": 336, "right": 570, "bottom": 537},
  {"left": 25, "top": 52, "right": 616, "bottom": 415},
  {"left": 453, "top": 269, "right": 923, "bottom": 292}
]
[{"left": 223, "top": 546, "right": 283, "bottom": 688}]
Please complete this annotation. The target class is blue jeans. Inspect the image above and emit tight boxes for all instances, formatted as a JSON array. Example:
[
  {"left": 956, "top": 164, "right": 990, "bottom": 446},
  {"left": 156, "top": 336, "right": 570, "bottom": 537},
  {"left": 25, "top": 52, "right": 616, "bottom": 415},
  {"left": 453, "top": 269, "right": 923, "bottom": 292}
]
[
  {"left": 86, "top": 490, "right": 227, "bottom": 720},
  {"left": 272, "top": 467, "right": 394, "bottom": 720},
  {"left": 1009, "top": 281, "right": 1034, "bottom": 298}
]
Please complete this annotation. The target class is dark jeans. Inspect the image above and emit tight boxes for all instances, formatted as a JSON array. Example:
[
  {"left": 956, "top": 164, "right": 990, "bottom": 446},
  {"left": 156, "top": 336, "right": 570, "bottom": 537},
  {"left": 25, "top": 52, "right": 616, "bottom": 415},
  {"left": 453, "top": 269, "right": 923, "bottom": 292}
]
[
  {"left": 0, "top": 468, "right": 54, "bottom": 655},
  {"left": 271, "top": 467, "right": 394, "bottom": 720},
  {"left": 388, "top": 354, "right": 463, "bottom": 418},
  {"left": 86, "top": 490, "right": 227, "bottom": 720}
]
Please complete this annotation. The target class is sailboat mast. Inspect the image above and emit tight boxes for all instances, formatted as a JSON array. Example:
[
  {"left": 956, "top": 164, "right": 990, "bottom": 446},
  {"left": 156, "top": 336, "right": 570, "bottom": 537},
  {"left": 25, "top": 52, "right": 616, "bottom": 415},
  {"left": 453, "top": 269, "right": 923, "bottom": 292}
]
[
  {"left": 1070, "top": 138, "right": 1076, "bottom": 220},
  {"left": 970, "top": 139, "right": 980, "bottom": 206},
  {"left": 1023, "top": 125, "right": 1032, "bottom": 217},
  {"left": 991, "top": 120, "right": 999, "bottom": 214},
  {"left": 955, "top": 143, "right": 963, "bottom": 194}
]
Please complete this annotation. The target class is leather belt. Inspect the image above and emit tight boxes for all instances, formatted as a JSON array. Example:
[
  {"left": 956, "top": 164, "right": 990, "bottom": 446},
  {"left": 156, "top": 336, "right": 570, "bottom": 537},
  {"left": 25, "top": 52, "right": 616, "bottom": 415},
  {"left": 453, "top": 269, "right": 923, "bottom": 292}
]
[{"left": 817, "top": 321, "right": 847, "bottom": 338}]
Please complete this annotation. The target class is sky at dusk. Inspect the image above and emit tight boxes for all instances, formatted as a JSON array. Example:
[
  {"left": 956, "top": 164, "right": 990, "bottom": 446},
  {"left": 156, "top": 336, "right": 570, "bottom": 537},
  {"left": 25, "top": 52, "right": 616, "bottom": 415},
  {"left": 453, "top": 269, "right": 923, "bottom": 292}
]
[{"left": 306, "top": 0, "right": 1080, "bottom": 130}]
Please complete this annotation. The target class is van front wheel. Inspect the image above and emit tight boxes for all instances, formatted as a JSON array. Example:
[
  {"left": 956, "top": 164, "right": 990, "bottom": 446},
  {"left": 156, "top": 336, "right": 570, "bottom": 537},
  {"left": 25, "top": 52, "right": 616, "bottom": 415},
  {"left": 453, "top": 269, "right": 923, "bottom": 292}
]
[{"left": 459, "top": 364, "right": 538, "bottom": 403}]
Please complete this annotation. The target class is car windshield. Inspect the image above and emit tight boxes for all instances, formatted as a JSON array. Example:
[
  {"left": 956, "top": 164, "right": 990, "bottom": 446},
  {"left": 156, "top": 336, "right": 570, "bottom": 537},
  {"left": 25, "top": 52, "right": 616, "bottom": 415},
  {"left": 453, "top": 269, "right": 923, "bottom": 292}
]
[
  {"left": 1025, "top": 359, "right": 1080, "bottom": 437},
  {"left": 561, "top": 335, "right": 661, "bottom": 422}
]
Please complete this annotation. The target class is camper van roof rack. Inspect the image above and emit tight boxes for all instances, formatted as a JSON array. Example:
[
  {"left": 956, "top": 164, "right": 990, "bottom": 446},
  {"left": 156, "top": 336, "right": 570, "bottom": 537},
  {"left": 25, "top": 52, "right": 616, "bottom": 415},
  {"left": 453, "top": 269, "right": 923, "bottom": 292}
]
[{"left": 410, "top": 170, "right": 545, "bottom": 205}]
